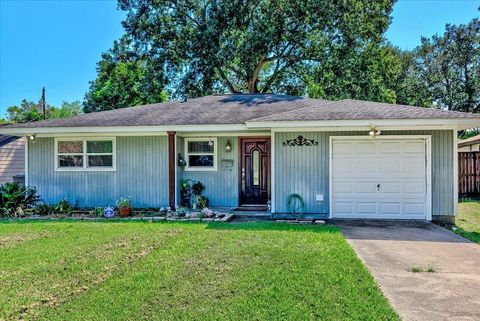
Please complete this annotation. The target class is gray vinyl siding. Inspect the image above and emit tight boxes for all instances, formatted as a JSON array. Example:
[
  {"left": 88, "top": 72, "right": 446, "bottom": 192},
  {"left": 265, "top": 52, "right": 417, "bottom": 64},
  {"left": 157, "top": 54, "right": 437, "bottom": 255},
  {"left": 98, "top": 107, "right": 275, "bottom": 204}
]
[
  {"left": 28, "top": 136, "right": 169, "bottom": 208},
  {"left": 0, "top": 138, "right": 25, "bottom": 184},
  {"left": 274, "top": 130, "right": 454, "bottom": 218},
  {"left": 177, "top": 136, "right": 238, "bottom": 207}
]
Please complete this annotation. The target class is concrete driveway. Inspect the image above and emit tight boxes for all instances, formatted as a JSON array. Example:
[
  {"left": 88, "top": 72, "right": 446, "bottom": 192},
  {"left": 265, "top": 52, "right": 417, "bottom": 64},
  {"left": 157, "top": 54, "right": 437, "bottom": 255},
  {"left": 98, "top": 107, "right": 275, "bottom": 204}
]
[{"left": 338, "top": 221, "right": 480, "bottom": 321}]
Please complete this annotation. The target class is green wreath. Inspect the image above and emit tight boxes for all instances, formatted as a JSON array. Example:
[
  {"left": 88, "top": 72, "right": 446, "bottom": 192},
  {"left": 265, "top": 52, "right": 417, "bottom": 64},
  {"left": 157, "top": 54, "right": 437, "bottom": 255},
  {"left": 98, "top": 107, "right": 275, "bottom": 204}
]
[{"left": 286, "top": 193, "right": 305, "bottom": 220}]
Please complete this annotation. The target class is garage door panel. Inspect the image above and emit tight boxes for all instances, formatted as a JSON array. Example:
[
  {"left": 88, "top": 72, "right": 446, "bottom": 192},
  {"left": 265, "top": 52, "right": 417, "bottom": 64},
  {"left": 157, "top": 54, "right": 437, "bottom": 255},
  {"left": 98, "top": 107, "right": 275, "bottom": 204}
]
[
  {"left": 334, "top": 159, "right": 353, "bottom": 176},
  {"left": 353, "top": 159, "right": 379, "bottom": 173},
  {"left": 379, "top": 141, "right": 401, "bottom": 154},
  {"left": 379, "top": 202, "right": 402, "bottom": 215},
  {"left": 357, "top": 202, "right": 377, "bottom": 214},
  {"left": 333, "top": 142, "right": 353, "bottom": 154},
  {"left": 334, "top": 202, "right": 353, "bottom": 214},
  {"left": 332, "top": 138, "right": 428, "bottom": 220},
  {"left": 380, "top": 182, "right": 401, "bottom": 193},
  {"left": 405, "top": 203, "right": 425, "bottom": 215},
  {"left": 404, "top": 182, "right": 425, "bottom": 194},
  {"left": 356, "top": 182, "right": 376, "bottom": 193},
  {"left": 380, "top": 159, "right": 402, "bottom": 175},
  {"left": 404, "top": 141, "right": 425, "bottom": 153},
  {"left": 355, "top": 142, "right": 377, "bottom": 154},
  {"left": 333, "top": 182, "right": 353, "bottom": 193}
]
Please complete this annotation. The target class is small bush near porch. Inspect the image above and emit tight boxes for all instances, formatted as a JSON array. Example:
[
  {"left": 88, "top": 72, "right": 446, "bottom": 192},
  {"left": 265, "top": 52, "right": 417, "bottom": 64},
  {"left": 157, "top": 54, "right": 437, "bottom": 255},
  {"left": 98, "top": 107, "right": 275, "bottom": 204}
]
[{"left": 0, "top": 221, "right": 398, "bottom": 320}]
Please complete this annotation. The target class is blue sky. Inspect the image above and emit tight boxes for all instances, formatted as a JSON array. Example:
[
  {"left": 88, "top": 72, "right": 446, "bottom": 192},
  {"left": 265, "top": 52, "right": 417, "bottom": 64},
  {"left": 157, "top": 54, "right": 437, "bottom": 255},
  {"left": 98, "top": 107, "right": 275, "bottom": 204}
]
[{"left": 0, "top": 0, "right": 478, "bottom": 116}]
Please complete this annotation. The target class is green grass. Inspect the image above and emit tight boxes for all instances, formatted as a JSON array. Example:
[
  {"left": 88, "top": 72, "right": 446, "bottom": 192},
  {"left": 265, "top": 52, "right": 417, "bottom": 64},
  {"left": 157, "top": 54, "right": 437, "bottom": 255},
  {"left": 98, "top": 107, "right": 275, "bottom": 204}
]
[
  {"left": 0, "top": 221, "right": 398, "bottom": 321},
  {"left": 457, "top": 201, "right": 480, "bottom": 243}
]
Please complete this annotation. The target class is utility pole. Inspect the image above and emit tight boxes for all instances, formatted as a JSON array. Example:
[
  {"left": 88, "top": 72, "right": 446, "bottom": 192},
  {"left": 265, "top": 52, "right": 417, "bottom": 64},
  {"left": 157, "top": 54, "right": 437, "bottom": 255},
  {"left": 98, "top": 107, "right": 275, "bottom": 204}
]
[{"left": 41, "top": 87, "right": 46, "bottom": 120}]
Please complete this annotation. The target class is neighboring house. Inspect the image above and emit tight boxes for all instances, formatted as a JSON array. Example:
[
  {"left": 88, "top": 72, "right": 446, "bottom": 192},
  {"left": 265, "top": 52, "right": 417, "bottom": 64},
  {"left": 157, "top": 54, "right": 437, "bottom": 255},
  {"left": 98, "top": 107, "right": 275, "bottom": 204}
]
[
  {"left": 0, "top": 135, "right": 25, "bottom": 184},
  {"left": 1, "top": 94, "right": 480, "bottom": 223},
  {"left": 458, "top": 134, "right": 480, "bottom": 152}
]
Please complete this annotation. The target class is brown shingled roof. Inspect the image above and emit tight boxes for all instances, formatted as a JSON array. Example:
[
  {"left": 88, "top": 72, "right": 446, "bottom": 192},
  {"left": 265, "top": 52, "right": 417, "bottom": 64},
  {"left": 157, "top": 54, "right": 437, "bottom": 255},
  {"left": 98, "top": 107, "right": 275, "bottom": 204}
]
[
  {"left": 248, "top": 99, "right": 480, "bottom": 122},
  {"left": 2, "top": 94, "right": 480, "bottom": 129}
]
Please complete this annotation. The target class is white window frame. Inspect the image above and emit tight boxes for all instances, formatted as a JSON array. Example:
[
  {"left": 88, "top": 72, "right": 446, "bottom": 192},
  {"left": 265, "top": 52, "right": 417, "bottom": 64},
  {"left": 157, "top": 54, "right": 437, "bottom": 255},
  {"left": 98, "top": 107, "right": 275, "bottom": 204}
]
[
  {"left": 184, "top": 137, "right": 217, "bottom": 171},
  {"left": 55, "top": 137, "right": 116, "bottom": 172}
]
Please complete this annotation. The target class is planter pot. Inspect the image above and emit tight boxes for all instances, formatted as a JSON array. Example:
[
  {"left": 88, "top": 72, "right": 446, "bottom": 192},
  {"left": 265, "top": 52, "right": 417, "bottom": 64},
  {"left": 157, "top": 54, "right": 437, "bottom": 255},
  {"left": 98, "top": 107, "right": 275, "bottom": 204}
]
[{"left": 119, "top": 208, "right": 131, "bottom": 217}]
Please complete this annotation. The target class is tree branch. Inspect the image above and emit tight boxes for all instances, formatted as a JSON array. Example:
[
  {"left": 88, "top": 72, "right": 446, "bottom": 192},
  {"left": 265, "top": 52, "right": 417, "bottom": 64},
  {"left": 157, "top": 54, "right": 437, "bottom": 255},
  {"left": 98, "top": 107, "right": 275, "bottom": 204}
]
[
  {"left": 216, "top": 67, "right": 240, "bottom": 93},
  {"left": 261, "top": 61, "right": 289, "bottom": 93}
]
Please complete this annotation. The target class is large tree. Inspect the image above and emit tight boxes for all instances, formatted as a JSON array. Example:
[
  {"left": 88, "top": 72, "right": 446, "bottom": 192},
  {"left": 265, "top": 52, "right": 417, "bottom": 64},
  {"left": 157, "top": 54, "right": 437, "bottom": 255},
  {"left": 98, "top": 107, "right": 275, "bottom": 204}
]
[
  {"left": 3, "top": 100, "right": 82, "bottom": 124},
  {"left": 117, "top": 0, "right": 394, "bottom": 97},
  {"left": 416, "top": 18, "right": 480, "bottom": 112},
  {"left": 83, "top": 37, "right": 168, "bottom": 113}
]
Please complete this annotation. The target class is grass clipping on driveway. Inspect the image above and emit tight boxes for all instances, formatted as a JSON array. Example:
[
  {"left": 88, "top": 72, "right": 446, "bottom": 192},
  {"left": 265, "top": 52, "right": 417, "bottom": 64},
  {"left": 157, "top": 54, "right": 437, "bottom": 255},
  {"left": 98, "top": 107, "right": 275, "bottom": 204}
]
[{"left": 0, "top": 221, "right": 398, "bottom": 320}]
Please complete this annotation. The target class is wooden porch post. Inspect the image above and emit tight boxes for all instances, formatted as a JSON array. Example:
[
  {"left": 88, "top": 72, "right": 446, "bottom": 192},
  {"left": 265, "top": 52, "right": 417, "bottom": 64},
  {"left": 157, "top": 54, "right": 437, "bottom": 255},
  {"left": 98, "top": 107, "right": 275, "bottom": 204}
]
[{"left": 167, "top": 131, "right": 176, "bottom": 210}]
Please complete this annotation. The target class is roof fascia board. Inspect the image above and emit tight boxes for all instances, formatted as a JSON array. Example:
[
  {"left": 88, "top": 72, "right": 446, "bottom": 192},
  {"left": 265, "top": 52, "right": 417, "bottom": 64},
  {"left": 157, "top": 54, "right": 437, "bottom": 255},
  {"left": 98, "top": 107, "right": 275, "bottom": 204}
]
[
  {"left": 246, "top": 119, "right": 477, "bottom": 130},
  {"left": 0, "top": 124, "right": 249, "bottom": 136}
]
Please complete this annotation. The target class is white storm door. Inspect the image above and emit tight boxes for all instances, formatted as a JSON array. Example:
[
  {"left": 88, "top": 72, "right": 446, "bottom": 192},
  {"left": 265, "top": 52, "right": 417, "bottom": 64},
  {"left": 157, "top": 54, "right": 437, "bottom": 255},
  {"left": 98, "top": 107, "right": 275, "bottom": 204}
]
[{"left": 331, "top": 138, "right": 428, "bottom": 219}]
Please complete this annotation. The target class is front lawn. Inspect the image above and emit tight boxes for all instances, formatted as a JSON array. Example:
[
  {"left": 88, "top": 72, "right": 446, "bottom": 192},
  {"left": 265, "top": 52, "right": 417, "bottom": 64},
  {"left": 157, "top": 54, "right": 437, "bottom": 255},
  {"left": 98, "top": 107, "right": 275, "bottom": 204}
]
[
  {"left": 457, "top": 201, "right": 480, "bottom": 243},
  {"left": 0, "top": 221, "right": 398, "bottom": 321}
]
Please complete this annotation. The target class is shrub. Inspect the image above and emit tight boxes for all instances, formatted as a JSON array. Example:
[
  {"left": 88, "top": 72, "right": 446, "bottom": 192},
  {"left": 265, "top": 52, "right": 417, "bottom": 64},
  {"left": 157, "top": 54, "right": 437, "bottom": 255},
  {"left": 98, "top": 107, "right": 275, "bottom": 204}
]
[
  {"left": 35, "top": 203, "right": 55, "bottom": 216},
  {"left": 191, "top": 181, "right": 205, "bottom": 197},
  {"left": 0, "top": 182, "right": 40, "bottom": 217},
  {"left": 196, "top": 196, "right": 209, "bottom": 210},
  {"left": 116, "top": 197, "right": 132, "bottom": 209},
  {"left": 54, "top": 199, "right": 74, "bottom": 216}
]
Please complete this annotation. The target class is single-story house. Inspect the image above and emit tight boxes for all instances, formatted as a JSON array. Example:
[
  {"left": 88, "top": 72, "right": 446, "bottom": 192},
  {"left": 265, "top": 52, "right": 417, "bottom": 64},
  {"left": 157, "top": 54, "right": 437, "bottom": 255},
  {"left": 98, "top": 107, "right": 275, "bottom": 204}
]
[
  {"left": 1, "top": 94, "right": 479, "bottom": 223},
  {"left": 458, "top": 134, "right": 480, "bottom": 152},
  {"left": 0, "top": 135, "right": 25, "bottom": 185}
]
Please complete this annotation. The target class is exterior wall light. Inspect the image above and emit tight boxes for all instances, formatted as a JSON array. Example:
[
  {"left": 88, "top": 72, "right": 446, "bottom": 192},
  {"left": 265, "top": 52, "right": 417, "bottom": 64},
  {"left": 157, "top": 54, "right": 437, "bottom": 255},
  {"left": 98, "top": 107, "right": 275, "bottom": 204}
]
[
  {"left": 177, "top": 153, "right": 186, "bottom": 167},
  {"left": 225, "top": 140, "right": 232, "bottom": 152},
  {"left": 28, "top": 134, "right": 36, "bottom": 141},
  {"left": 368, "top": 127, "right": 381, "bottom": 138}
]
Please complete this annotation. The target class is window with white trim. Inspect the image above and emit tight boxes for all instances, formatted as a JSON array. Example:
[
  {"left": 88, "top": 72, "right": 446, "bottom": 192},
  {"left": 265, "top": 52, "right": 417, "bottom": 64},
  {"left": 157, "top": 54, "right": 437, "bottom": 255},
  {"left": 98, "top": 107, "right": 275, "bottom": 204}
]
[
  {"left": 55, "top": 138, "right": 116, "bottom": 171},
  {"left": 185, "top": 138, "right": 217, "bottom": 171}
]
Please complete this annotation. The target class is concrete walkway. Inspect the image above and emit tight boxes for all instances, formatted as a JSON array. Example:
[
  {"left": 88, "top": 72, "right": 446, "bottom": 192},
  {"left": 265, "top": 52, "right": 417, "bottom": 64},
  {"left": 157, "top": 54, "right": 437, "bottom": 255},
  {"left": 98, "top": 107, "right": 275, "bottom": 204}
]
[{"left": 338, "top": 222, "right": 480, "bottom": 321}]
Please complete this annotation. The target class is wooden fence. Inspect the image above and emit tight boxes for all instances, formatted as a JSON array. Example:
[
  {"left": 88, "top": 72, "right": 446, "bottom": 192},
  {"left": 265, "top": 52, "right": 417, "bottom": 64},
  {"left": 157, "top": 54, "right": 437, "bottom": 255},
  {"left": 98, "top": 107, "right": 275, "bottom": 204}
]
[{"left": 458, "top": 152, "right": 480, "bottom": 196}]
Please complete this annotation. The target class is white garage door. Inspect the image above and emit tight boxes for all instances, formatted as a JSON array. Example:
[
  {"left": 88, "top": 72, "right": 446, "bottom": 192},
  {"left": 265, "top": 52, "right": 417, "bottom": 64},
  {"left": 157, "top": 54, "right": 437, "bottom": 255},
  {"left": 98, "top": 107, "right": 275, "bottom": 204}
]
[{"left": 331, "top": 138, "right": 429, "bottom": 220}]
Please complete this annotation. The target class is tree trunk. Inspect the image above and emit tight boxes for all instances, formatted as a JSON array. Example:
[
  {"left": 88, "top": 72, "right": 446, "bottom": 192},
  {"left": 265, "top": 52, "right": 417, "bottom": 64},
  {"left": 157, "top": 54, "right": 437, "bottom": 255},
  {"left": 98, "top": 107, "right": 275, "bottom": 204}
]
[{"left": 247, "top": 56, "right": 266, "bottom": 93}]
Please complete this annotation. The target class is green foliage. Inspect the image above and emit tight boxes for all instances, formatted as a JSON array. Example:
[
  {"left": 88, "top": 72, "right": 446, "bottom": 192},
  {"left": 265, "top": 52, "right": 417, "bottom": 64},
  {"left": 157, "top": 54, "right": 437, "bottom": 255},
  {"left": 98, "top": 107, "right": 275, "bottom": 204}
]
[
  {"left": 0, "top": 182, "right": 40, "bottom": 217},
  {"left": 94, "top": 0, "right": 394, "bottom": 101},
  {"left": 195, "top": 196, "right": 209, "bottom": 210},
  {"left": 91, "top": 207, "right": 105, "bottom": 217},
  {"left": 34, "top": 203, "right": 56, "bottom": 216},
  {"left": 191, "top": 181, "right": 205, "bottom": 197},
  {"left": 116, "top": 197, "right": 132, "bottom": 209},
  {"left": 83, "top": 36, "right": 168, "bottom": 113},
  {"left": 54, "top": 199, "right": 74, "bottom": 216},
  {"left": 4, "top": 99, "right": 83, "bottom": 124},
  {"left": 414, "top": 18, "right": 480, "bottom": 112}
]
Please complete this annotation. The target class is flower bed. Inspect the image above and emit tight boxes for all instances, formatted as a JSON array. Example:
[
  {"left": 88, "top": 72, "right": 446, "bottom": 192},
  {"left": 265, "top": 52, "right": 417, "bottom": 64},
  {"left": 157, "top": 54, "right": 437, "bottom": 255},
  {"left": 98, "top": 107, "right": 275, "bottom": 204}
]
[{"left": 15, "top": 207, "right": 234, "bottom": 222}]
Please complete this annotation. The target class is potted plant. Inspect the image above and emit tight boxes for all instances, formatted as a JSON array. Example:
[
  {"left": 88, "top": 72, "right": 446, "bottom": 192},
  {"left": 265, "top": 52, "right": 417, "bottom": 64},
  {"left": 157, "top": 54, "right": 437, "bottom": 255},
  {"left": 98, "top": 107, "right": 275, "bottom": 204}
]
[{"left": 116, "top": 197, "right": 132, "bottom": 217}]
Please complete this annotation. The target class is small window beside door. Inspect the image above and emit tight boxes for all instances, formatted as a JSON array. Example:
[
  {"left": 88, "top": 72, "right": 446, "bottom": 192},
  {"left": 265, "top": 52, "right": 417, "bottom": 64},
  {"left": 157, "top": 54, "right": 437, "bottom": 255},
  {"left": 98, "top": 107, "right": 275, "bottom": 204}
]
[{"left": 184, "top": 138, "right": 217, "bottom": 171}]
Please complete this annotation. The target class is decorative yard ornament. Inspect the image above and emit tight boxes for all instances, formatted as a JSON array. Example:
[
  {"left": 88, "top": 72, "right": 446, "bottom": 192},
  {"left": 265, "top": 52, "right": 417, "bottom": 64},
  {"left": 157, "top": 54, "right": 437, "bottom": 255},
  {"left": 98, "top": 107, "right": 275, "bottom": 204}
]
[
  {"left": 368, "top": 127, "right": 381, "bottom": 138},
  {"left": 104, "top": 206, "right": 114, "bottom": 218},
  {"left": 283, "top": 135, "right": 318, "bottom": 147}
]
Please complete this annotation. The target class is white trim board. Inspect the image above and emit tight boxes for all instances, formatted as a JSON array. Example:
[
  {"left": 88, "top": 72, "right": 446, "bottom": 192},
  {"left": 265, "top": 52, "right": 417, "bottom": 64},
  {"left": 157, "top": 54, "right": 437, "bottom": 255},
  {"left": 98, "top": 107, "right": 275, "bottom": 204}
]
[
  {"left": 246, "top": 118, "right": 478, "bottom": 130},
  {"left": 24, "top": 137, "right": 29, "bottom": 186},
  {"left": 54, "top": 137, "right": 117, "bottom": 172},
  {"left": 329, "top": 135, "right": 432, "bottom": 221},
  {"left": 453, "top": 129, "right": 458, "bottom": 216},
  {"left": 184, "top": 137, "right": 218, "bottom": 172}
]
